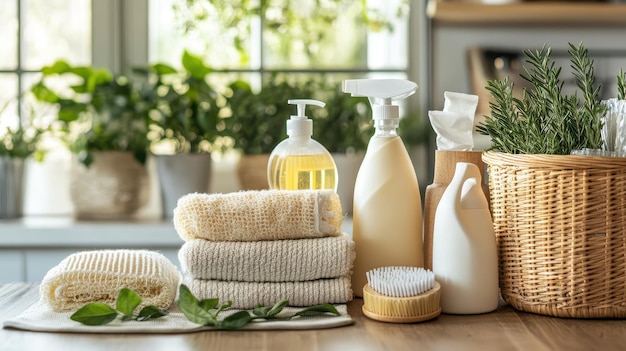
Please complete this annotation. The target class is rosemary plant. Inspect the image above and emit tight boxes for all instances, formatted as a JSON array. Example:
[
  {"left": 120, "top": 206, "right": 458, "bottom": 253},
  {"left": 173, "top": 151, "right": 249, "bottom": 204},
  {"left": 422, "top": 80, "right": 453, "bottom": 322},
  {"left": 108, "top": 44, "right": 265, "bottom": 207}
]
[
  {"left": 477, "top": 42, "right": 605, "bottom": 155},
  {"left": 618, "top": 68, "right": 625, "bottom": 101}
]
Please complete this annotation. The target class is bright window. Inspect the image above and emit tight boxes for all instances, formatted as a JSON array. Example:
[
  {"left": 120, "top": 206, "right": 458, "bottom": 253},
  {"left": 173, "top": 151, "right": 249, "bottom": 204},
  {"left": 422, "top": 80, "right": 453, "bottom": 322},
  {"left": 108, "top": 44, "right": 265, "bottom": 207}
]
[
  {"left": 0, "top": 0, "right": 90, "bottom": 129},
  {"left": 148, "top": 0, "right": 409, "bottom": 80},
  {"left": 4, "top": 0, "right": 418, "bottom": 217}
]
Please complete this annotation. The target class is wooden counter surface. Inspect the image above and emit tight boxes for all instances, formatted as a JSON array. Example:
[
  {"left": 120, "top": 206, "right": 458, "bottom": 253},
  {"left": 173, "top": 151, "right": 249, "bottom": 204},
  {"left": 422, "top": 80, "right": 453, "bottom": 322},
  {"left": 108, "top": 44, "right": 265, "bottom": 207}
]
[{"left": 2, "top": 283, "right": 626, "bottom": 351}]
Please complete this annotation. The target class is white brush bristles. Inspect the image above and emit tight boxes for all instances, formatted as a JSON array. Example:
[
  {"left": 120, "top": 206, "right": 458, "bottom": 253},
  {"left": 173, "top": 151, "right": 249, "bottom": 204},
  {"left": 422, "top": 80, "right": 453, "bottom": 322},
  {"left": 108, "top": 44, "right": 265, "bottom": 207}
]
[{"left": 366, "top": 266, "right": 435, "bottom": 297}]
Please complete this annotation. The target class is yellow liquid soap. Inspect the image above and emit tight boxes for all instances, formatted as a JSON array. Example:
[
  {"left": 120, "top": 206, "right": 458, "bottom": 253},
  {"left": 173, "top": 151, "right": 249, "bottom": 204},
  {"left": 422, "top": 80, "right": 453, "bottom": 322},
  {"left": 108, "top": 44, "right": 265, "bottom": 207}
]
[{"left": 268, "top": 154, "right": 337, "bottom": 191}]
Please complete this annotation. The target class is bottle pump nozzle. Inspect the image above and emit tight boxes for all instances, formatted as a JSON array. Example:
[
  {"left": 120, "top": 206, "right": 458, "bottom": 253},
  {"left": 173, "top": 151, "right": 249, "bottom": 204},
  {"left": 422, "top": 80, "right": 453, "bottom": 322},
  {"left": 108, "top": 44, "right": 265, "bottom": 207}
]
[
  {"left": 342, "top": 79, "right": 417, "bottom": 134},
  {"left": 286, "top": 99, "right": 325, "bottom": 138}
]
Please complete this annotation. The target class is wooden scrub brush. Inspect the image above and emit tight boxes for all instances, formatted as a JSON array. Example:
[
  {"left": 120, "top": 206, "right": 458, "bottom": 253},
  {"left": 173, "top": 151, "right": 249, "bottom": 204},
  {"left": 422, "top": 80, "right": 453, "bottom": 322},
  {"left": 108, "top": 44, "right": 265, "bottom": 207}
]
[{"left": 362, "top": 266, "right": 441, "bottom": 323}]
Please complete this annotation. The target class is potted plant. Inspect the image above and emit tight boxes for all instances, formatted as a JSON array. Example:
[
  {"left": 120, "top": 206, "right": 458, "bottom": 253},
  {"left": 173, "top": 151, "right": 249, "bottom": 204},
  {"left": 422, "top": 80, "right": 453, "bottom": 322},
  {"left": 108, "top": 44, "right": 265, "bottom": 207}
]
[
  {"left": 30, "top": 60, "right": 151, "bottom": 220},
  {"left": 139, "top": 51, "right": 223, "bottom": 217},
  {"left": 0, "top": 121, "right": 44, "bottom": 219},
  {"left": 223, "top": 76, "right": 312, "bottom": 190},
  {"left": 477, "top": 42, "right": 626, "bottom": 318}
]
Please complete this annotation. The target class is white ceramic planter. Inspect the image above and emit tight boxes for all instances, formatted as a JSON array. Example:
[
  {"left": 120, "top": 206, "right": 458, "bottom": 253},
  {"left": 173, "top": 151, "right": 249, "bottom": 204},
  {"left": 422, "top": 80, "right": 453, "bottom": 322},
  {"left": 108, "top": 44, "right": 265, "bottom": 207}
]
[{"left": 70, "top": 151, "right": 149, "bottom": 220}]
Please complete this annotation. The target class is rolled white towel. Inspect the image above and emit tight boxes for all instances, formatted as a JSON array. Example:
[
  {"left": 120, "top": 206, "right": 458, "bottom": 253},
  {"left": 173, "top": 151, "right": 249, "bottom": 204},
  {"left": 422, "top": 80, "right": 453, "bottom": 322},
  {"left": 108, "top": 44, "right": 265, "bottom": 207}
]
[{"left": 40, "top": 250, "right": 180, "bottom": 312}]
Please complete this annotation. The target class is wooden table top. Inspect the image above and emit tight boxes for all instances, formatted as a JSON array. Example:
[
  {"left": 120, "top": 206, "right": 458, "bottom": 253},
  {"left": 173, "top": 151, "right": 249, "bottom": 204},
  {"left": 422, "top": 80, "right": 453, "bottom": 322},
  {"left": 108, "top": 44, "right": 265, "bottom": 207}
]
[{"left": 2, "top": 282, "right": 626, "bottom": 351}]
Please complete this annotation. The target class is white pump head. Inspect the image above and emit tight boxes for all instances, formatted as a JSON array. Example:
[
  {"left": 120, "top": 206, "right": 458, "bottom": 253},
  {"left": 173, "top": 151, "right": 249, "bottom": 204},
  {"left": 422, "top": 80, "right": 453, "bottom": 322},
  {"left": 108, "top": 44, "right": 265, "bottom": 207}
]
[
  {"left": 342, "top": 79, "right": 417, "bottom": 132},
  {"left": 286, "top": 99, "right": 325, "bottom": 137}
]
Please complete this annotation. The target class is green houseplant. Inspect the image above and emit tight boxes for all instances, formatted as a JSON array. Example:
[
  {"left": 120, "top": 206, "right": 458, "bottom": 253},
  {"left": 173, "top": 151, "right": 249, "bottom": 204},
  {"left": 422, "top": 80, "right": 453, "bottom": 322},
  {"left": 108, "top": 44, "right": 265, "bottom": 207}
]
[
  {"left": 30, "top": 60, "right": 151, "bottom": 220},
  {"left": 142, "top": 50, "right": 222, "bottom": 154},
  {"left": 138, "top": 51, "right": 223, "bottom": 216},
  {"left": 31, "top": 60, "right": 150, "bottom": 166}
]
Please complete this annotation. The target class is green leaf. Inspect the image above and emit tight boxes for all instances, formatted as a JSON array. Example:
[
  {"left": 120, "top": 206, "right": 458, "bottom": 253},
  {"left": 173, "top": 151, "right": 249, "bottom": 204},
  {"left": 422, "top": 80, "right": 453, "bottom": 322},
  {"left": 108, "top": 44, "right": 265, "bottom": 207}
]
[
  {"left": 212, "top": 300, "right": 233, "bottom": 317},
  {"left": 293, "top": 304, "right": 340, "bottom": 317},
  {"left": 151, "top": 63, "right": 178, "bottom": 75},
  {"left": 176, "top": 284, "right": 218, "bottom": 326},
  {"left": 266, "top": 299, "right": 289, "bottom": 318},
  {"left": 116, "top": 288, "right": 142, "bottom": 317},
  {"left": 217, "top": 311, "right": 253, "bottom": 330},
  {"left": 252, "top": 304, "right": 271, "bottom": 317},
  {"left": 137, "top": 306, "right": 168, "bottom": 321},
  {"left": 182, "top": 50, "right": 211, "bottom": 80},
  {"left": 30, "top": 83, "right": 59, "bottom": 103},
  {"left": 70, "top": 302, "right": 118, "bottom": 326},
  {"left": 41, "top": 60, "right": 71, "bottom": 75},
  {"left": 198, "top": 298, "right": 220, "bottom": 311}
]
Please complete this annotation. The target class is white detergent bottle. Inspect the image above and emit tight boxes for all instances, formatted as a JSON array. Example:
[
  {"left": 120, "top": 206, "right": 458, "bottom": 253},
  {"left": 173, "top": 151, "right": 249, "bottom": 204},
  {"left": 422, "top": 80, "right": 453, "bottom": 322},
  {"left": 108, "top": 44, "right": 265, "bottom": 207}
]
[
  {"left": 267, "top": 99, "right": 338, "bottom": 191},
  {"left": 432, "top": 162, "right": 499, "bottom": 314},
  {"left": 343, "top": 79, "right": 423, "bottom": 297}
]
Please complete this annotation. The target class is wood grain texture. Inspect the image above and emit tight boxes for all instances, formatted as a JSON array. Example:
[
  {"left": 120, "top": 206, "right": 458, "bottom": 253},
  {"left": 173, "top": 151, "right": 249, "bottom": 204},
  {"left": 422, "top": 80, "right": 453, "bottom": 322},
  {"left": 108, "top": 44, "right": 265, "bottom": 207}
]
[
  {"left": 2, "top": 283, "right": 626, "bottom": 350},
  {"left": 427, "top": 0, "right": 626, "bottom": 27}
]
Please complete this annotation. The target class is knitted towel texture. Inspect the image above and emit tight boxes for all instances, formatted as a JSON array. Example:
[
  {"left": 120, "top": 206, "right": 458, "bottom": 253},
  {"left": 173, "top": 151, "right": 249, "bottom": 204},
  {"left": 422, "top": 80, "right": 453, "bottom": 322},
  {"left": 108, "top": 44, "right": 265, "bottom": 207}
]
[
  {"left": 173, "top": 190, "right": 343, "bottom": 241},
  {"left": 40, "top": 250, "right": 181, "bottom": 312},
  {"left": 182, "top": 274, "right": 353, "bottom": 309},
  {"left": 178, "top": 234, "right": 355, "bottom": 282}
]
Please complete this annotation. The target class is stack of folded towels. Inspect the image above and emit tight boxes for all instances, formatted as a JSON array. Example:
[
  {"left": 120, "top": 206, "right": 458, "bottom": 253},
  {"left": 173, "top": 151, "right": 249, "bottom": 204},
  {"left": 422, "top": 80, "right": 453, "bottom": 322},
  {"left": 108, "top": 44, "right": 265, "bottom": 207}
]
[{"left": 173, "top": 189, "right": 355, "bottom": 309}]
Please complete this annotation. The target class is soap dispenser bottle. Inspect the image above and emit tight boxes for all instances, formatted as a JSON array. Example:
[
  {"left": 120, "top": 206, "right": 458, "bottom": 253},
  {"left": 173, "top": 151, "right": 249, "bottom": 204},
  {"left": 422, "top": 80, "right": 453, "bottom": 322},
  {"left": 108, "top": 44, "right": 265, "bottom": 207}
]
[
  {"left": 343, "top": 79, "right": 423, "bottom": 297},
  {"left": 267, "top": 99, "right": 338, "bottom": 191},
  {"left": 432, "top": 162, "right": 498, "bottom": 314}
]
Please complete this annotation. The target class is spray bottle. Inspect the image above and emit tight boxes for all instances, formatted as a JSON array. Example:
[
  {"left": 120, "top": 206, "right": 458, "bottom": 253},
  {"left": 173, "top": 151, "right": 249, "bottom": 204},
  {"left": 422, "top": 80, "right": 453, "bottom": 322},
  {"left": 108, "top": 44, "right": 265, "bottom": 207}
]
[
  {"left": 343, "top": 79, "right": 423, "bottom": 297},
  {"left": 267, "top": 99, "right": 338, "bottom": 191}
]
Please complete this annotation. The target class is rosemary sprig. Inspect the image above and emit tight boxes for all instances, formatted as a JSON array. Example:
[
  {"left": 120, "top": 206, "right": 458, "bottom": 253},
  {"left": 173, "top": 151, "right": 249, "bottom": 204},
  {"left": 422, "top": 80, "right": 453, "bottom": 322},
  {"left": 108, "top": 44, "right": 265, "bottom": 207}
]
[
  {"left": 477, "top": 42, "right": 606, "bottom": 155},
  {"left": 618, "top": 68, "right": 626, "bottom": 101}
]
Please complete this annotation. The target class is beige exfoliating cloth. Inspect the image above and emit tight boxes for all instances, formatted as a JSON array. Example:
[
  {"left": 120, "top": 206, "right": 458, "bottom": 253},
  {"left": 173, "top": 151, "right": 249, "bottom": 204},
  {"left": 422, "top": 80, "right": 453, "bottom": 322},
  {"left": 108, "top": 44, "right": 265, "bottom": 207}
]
[
  {"left": 178, "top": 234, "right": 355, "bottom": 282},
  {"left": 40, "top": 250, "right": 181, "bottom": 312},
  {"left": 182, "top": 275, "right": 353, "bottom": 309},
  {"left": 173, "top": 190, "right": 343, "bottom": 241}
]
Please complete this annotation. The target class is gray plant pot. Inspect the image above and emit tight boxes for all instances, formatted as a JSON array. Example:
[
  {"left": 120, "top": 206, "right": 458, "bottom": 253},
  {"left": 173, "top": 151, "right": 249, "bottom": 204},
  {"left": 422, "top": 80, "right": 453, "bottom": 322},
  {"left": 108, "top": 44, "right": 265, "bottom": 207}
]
[
  {"left": 0, "top": 157, "right": 25, "bottom": 219},
  {"left": 333, "top": 151, "right": 364, "bottom": 216},
  {"left": 155, "top": 153, "right": 212, "bottom": 218}
]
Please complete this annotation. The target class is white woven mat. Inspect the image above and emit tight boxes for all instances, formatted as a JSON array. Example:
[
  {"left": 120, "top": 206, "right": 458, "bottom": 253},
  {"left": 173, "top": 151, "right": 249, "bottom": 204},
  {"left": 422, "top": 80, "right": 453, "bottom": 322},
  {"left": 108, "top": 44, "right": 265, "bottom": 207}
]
[{"left": 1, "top": 283, "right": 353, "bottom": 333}]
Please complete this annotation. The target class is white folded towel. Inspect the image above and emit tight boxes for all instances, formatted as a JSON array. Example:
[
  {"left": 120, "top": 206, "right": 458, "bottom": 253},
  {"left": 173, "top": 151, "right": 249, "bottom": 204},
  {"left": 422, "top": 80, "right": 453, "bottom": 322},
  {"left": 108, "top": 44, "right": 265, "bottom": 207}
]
[
  {"left": 40, "top": 250, "right": 181, "bottom": 312},
  {"left": 178, "top": 234, "right": 355, "bottom": 282},
  {"left": 173, "top": 190, "right": 343, "bottom": 242},
  {"left": 182, "top": 275, "right": 353, "bottom": 309}
]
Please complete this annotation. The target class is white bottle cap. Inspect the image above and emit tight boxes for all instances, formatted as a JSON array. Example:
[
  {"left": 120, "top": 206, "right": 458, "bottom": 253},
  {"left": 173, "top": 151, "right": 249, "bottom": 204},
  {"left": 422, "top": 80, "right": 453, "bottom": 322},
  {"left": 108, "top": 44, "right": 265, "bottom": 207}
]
[
  {"left": 286, "top": 99, "right": 325, "bottom": 137},
  {"left": 342, "top": 79, "right": 417, "bottom": 121}
]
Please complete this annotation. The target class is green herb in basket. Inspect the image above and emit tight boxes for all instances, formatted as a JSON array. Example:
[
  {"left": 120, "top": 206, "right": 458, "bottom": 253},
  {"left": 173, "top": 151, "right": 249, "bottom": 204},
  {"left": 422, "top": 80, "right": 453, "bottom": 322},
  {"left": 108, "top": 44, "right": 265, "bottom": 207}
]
[
  {"left": 618, "top": 68, "right": 626, "bottom": 101},
  {"left": 477, "top": 42, "right": 605, "bottom": 155}
]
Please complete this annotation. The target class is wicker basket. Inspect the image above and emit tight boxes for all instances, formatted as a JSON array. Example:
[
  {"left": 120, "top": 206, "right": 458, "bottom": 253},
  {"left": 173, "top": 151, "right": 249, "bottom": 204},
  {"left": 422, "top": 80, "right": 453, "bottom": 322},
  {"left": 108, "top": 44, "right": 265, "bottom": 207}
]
[{"left": 482, "top": 151, "right": 626, "bottom": 318}]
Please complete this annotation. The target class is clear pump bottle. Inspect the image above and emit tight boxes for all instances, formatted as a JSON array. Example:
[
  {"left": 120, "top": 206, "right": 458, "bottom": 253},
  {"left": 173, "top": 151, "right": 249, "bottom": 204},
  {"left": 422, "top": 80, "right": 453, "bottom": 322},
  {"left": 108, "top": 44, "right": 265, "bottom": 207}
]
[
  {"left": 267, "top": 99, "right": 338, "bottom": 191},
  {"left": 343, "top": 79, "right": 424, "bottom": 297}
]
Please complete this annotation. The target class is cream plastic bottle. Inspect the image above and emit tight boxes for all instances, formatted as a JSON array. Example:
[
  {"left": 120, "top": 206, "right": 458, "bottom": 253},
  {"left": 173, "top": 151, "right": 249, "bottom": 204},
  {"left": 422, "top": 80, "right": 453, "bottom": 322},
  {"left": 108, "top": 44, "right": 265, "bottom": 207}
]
[
  {"left": 432, "top": 162, "right": 498, "bottom": 314},
  {"left": 267, "top": 99, "right": 338, "bottom": 191},
  {"left": 343, "top": 79, "right": 423, "bottom": 297}
]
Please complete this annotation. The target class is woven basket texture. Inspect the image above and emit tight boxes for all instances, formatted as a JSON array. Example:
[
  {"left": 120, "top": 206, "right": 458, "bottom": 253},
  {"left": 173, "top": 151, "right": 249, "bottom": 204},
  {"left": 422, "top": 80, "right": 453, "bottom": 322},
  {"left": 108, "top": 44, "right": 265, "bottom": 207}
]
[{"left": 482, "top": 151, "right": 626, "bottom": 318}]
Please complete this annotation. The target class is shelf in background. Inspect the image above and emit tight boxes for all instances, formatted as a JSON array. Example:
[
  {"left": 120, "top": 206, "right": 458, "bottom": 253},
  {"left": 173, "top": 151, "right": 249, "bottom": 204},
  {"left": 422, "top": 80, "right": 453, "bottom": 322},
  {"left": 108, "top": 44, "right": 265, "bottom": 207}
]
[
  {"left": 427, "top": 1, "right": 626, "bottom": 26},
  {"left": 0, "top": 217, "right": 180, "bottom": 248},
  {"left": 0, "top": 217, "right": 354, "bottom": 248}
]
